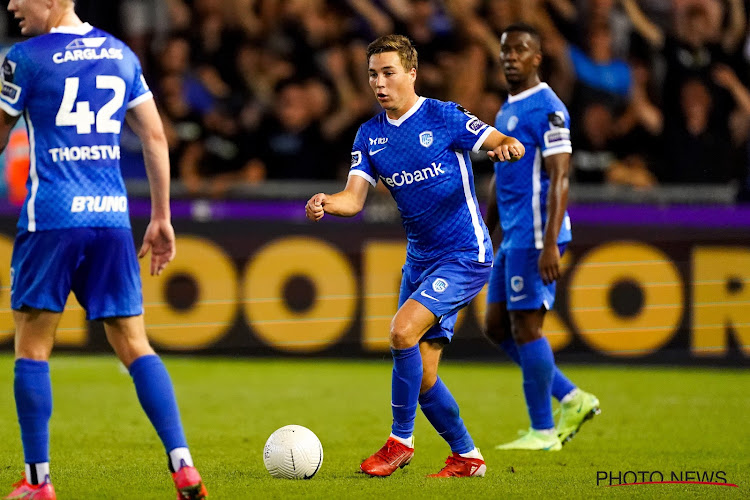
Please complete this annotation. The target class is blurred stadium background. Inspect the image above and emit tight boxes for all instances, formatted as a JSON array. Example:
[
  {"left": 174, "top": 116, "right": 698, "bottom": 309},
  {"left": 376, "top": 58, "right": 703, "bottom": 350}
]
[
  {"left": 0, "top": 0, "right": 746, "bottom": 364},
  {"left": 0, "top": 1, "right": 748, "bottom": 497}
]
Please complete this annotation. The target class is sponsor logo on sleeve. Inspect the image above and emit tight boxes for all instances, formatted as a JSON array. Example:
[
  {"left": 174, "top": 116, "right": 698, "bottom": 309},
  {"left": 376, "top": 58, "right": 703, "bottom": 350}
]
[
  {"left": 543, "top": 128, "right": 571, "bottom": 148},
  {"left": 2, "top": 59, "right": 15, "bottom": 83},
  {"left": 547, "top": 111, "right": 565, "bottom": 128},
  {"left": 350, "top": 150, "right": 362, "bottom": 168},
  {"left": 0, "top": 58, "right": 20, "bottom": 103},
  {"left": 1, "top": 81, "right": 20, "bottom": 103},
  {"left": 457, "top": 103, "right": 488, "bottom": 134},
  {"left": 466, "top": 117, "right": 488, "bottom": 135}
]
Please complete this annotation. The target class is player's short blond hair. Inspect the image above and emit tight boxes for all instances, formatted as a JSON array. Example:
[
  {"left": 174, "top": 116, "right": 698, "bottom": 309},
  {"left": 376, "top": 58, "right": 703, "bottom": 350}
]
[{"left": 366, "top": 35, "right": 418, "bottom": 72}]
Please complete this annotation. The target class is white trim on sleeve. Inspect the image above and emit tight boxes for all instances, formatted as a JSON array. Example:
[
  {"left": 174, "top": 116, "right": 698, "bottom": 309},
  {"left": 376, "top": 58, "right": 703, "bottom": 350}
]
[
  {"left": 349, "top": 169, "right": 377, "bottom": 187},
  {"left": 541, "top": 146, "right": 573, "bottom": 158},
  {"left": 127, "top": 91, "right": 153, "bottom": 110},
  {"left": 0, "top": 100, "right": 22, "bottom": 117},
  {"left": 472, "top": 126, "right": 495, "bottom": 153}
]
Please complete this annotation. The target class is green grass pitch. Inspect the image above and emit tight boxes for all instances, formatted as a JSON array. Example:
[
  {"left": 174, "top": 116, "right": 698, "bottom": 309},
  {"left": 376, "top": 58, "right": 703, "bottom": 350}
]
[{"left": 0, "top": 354, "right": 747, "bottom": 499}]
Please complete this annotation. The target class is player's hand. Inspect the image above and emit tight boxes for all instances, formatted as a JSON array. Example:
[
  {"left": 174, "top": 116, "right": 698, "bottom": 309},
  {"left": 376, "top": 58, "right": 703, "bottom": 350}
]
[
  {"left": 139, "top": 219, "right": 176, "bottom": 276},
  {"left": 305, "top": 193, "right": 327, "bottom": 221},
  {"left": 488, "top": 139, "right": 525, "bottom": 163},
  {"left": 538, "top": 244, "right": 561, "bottom": 285}
]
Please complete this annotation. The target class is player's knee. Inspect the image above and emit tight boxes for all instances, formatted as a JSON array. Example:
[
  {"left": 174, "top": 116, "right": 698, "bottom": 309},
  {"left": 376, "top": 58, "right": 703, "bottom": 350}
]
[
  {"left": 510, "top": 318, "right": 542, "bottom": 345},
  {"left": 484, "top": 307, "right": 509, "bottom": 344},
  {"left": 484, "top": 317, "right": 508, "bottom": 344},
  {"left": 389, "top": 323, "right": 418, "bottom": 349}
]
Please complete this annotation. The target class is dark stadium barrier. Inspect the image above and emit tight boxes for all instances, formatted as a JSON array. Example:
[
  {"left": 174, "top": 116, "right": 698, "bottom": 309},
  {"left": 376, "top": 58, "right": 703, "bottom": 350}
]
[{"left": 0, "top": 207, "right": 747, "bottom": 365}]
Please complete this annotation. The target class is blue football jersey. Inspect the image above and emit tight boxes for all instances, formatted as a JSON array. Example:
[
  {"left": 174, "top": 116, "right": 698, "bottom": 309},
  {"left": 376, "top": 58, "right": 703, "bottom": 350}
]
[
  {"left": 0, "top": 23, "right": 152, "bottom": 231},
  {"left": 350, "top": 97, "right": 494, "bottom": 263},
  {"left": 494, "top": 83, "right": 572, "bottom": 250}
]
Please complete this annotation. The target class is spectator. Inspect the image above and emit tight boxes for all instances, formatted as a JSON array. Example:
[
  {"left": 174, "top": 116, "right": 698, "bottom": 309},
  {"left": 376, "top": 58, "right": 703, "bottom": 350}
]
[
  {"left": 663, "top": 78, "right": 734, "bottom": 183},
  {"left": 253, "top": 79, "right": 339, "bottom": 180}
]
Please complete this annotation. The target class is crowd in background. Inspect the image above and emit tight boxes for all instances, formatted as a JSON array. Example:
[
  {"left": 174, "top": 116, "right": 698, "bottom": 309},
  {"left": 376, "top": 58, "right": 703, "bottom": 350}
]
[{"left": 3, "top": 0, "right": 750, "bottom": 199}]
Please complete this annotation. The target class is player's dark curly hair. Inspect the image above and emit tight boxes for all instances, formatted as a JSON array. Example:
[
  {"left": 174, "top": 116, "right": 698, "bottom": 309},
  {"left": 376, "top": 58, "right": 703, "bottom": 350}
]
[
  {"left": 366, "top": 35, "right": 418, "bottom": 72},
  {"left": 501, "top": 23, "right": 542, "bottom": 48}
]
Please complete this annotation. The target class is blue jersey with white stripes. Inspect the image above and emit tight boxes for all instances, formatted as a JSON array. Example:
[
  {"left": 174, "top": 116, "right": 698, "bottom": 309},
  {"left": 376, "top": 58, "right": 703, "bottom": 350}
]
[
  {"left": 350, "top": 97, "right": 494, "bottom": 264},
  {"left": 0, "top": 23, "right": 152, "bottom": 231},
  {"left": 494, "top": 83, "right": 572, "bottom": 250}
]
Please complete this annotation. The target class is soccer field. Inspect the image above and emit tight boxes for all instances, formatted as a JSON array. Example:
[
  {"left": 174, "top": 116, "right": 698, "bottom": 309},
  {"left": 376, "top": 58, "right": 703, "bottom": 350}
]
[{"left": 0, "top": 355, "right": 746, "bottom": 499}]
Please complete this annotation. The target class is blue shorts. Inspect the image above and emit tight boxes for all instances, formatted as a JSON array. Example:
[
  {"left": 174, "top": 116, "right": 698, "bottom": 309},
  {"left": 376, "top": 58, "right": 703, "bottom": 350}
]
[
  {"left": 399, "top": 258, "right": 492, "bottom": 342},
  {"left": 487, "top": 244, "right": 567, "bottom": 310},
  {"left": 11, "top": 228, "right": 143, "bottom": 320}
]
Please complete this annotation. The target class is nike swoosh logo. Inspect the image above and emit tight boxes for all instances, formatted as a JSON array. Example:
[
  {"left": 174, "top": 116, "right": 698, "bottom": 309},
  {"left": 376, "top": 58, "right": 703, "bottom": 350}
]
[
  {"left": 420, "top": 290, "right": 440, "bottom": 301},
  {"left": 391, "top": 402, "right": 405, "bottom": 407},
  {"left": 509, "top": 294, "right": 527, "bottom": 302},
  {"left": 369, "top": 146, "right": 387, "bottom": 155}
]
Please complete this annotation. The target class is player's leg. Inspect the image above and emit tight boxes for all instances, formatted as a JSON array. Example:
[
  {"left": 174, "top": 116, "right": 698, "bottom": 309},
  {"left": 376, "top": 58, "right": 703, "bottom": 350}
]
[
  {"left": 485, "top": 247, "right": 577, "bottom": 402},
  {"left": 78, "top": 228, "right": 205, "bottom": 498},
  {"left": 419, "top": 339, "right": 474, "bottom": 454},
  {"left": 6, "top": 310, "right": 59, "bottom": 499},
  {"left": 103, "top": 316, "right": 206, "bottom": 499},
  {"left": 484, "top": 247, "right": 522, "bottom": 360},
  {"left": 6, "top": 229, "right": 84, "bottom": 498},
  {"left": 495, "top": 247, "right": 562, "bottom": 450},
  {"left": 419, "top": 339, "right": 486, "bottom": 478},
  {"left": 360, "top": 296, "right": 436, "bottom": 477},
  {"left": 495, "top": 307, "right": 563, "bottom": 450}
]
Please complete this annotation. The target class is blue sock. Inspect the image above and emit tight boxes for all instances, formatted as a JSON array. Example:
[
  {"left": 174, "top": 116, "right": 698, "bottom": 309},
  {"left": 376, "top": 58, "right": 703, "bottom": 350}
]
[
  {"left": 500, "top": 338, "right": 522, "bottom": 364},
  {"left": 390, "top": 345, "right": 422, "bottom": 439},
  {"left": 14, "top": 359, "right": 52, "bottom": 464},
  {"left": 129, "top": 355, "right": 187, "bottom": 452},
  {"left": 501, "top": 338, "right": 576, "bottom": 402},
  {"left": 550, "top": 366, "right": 576, "bottom": 402},
  {"left": 419, "top": 377, "right": 474, "bottom": 454},
  {"left": 518, "top": 338, "right": 555, "bottom": 430}
]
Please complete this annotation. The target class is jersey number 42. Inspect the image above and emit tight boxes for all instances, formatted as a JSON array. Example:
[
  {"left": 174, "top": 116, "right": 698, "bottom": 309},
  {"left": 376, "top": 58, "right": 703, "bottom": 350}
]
[{"left": 56, "top": 76, "right": 125, "bottom": 135}]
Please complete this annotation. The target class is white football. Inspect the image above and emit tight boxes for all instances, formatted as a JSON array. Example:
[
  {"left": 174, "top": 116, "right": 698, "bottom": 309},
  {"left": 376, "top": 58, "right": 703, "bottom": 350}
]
[{"left": 263, "top": 425, "right": 323, "bottom": 479}]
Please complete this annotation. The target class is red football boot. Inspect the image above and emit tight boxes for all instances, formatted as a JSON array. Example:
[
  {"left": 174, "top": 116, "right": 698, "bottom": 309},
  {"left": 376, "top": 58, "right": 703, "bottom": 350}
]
[
  {"left": 172, "top": 462, "right": 208, "bottom": 500},
  {"left": 427, "top": 453, "right": 487, "bottom": 478},
  {"left": 360, "top": 437, "right": 414, "bottom": 477},
  {"left": 4, "top": 474, "right": 56, "bottom": 499}
]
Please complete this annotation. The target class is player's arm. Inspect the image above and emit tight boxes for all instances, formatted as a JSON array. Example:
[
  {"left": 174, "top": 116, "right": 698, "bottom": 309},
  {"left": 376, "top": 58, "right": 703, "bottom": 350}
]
[
  {"left": 480, "top": 129, "right": 525, "bottom": 162},
  {"left": 0, "top": 109, "right": 20, "bottom": 154},
  {"left": 539, "top": 152, "right": 570, "bottom": 285},
  {"left": 305, "top": 175, "right": 370, "bottom": 221},
  {"left": 125, "top": 98, "right": 176, "bottom": 275}
]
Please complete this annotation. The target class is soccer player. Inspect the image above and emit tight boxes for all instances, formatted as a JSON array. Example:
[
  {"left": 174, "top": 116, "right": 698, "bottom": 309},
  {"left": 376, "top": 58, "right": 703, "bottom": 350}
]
[
  {"left": 305, "top": 34, "right": 525, "bottom": 478},
  {"left": 0, "top": 1, "right": 207, "bottom": 498},
  {"left": 485, "top": 24, "right": 600, "bottom": 451}
]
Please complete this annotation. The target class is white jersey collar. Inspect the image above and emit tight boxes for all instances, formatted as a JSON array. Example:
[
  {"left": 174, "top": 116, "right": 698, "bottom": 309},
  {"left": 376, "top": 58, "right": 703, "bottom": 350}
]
[
  {"left": 50, "top": 22, "right": 93, "bottom": 35},
  {"left": 386, "top": 96, "right": 426, "bottom": 127},
  {"left": 507, "top": 82, "right": 549, "bottom": 103}
]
